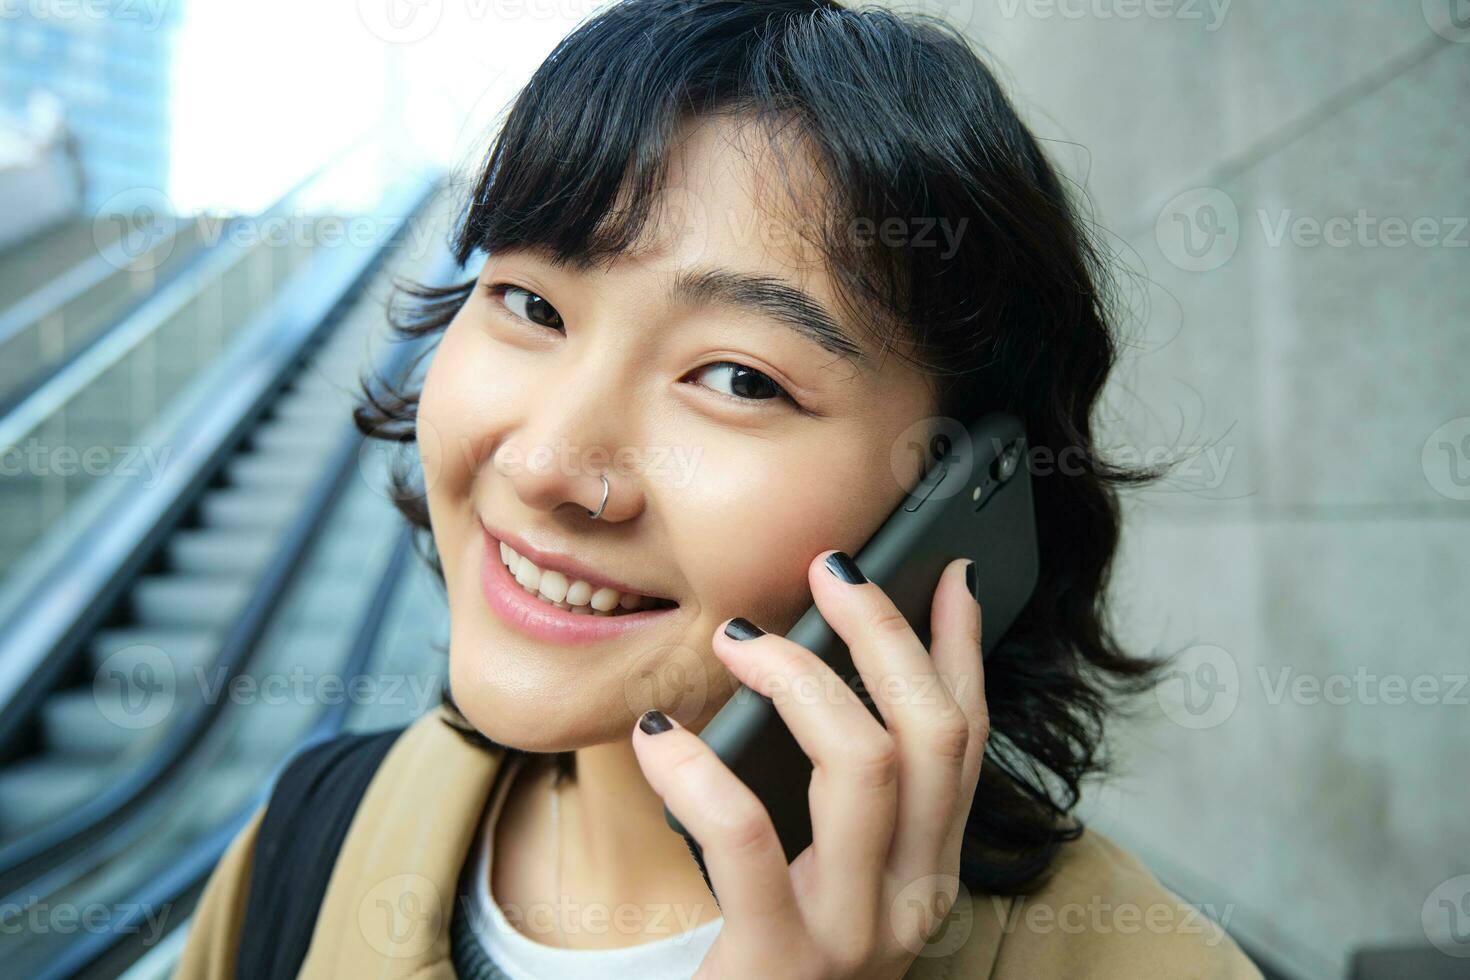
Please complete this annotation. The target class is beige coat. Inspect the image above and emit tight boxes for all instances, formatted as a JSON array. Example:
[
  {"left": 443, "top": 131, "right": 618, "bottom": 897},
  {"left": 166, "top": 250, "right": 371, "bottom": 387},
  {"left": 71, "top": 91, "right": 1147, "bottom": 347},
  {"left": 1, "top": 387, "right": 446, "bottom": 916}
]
[{"left": 177, "top": 705, "right": 1264, "bottom": 978}]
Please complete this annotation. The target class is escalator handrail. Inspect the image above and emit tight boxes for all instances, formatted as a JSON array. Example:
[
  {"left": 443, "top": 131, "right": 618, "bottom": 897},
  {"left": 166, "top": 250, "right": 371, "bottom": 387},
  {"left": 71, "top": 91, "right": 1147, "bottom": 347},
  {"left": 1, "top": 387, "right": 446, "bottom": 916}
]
[
  {"left": 0, "top": 230, "right": 451, "bottom": 902},
  {"left": 37, "top": 523, "right": 422, "bottom": 980},
  {"left": 0, "top": 125, "right": 378, "bottom": 355},
  {"left": 0, "top": 170, "right": 440, "bottom": 759},
  {"left": 0, "top": 131, "right": 407, "bottom": 450}
]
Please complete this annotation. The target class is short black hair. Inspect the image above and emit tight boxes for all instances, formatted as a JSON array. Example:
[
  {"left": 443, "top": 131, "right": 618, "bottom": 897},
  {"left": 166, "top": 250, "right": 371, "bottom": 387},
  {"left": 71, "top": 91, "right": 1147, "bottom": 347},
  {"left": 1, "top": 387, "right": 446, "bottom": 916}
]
[{"left": 359, "top": 0, "right": 1168, "bottom": 896}]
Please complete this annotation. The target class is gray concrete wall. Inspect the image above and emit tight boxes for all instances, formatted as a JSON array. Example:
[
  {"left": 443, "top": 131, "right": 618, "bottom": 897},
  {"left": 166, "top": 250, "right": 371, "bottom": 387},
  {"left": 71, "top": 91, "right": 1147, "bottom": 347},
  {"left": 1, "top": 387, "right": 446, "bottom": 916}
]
[{"left": 882, "top": 1, "right": 1469, "bottom": 975}]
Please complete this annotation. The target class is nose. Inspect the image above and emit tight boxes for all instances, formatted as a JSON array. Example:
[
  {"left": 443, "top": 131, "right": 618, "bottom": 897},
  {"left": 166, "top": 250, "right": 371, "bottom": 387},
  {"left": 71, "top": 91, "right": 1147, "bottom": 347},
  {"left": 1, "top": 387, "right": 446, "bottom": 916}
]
[{"left": 491, "top": 368, "right": 646, "bottom": 524}]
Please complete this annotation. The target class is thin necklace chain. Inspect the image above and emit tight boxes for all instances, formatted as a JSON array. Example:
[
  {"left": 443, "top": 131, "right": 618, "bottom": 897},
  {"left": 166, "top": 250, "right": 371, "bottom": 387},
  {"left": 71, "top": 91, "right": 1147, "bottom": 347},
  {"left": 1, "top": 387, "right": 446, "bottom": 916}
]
[{"left": 550, "top": 771, "right": 569, "bottom": 947}]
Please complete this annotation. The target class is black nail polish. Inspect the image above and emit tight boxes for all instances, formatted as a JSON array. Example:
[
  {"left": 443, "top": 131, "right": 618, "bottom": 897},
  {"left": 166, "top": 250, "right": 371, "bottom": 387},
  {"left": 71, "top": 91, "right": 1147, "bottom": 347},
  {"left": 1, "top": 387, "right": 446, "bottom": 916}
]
[
  {"left": 824, "top": 551, "right": 867, "bottom": 584},
  {"left": 724, "top": 617, "right": 765, "bottom": 640},
  {"left": 965, "top": 560, "right": 978, "bottom": 600},
  {"left": 639, "top": 709, "right": 673, "bottom": 735}
]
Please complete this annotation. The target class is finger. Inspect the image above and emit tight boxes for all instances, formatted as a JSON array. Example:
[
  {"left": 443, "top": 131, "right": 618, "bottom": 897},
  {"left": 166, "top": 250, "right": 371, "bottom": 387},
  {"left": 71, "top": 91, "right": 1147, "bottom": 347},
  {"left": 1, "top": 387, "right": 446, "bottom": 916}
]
[
  {"left": 807, "top": 550, "right": 963, "bottom": 736},
  {"left": 807, "top": 551, "right": 971, "bottom": 877},
  {"left": 631, "top": 710, "right": 803, "bottom": 945},
  {"left": 927, "top": 558, "right": 989, "bottom": 793},
  {"left": 712, "top": 619, "right": 898, "bottom": 910},
  {"left": 910, "top": 557, "right": 990, "bottom": 878}
]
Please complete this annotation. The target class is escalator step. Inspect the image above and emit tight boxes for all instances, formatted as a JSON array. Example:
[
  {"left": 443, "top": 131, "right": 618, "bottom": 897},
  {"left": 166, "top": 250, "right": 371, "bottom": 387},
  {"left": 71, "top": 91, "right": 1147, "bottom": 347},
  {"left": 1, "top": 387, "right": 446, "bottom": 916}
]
[
  {"left": 167, "top": 528, "right": 278, "bottom": 573},
  {"left": 40, "top": 687, "right": 174, "bottom": 760},
  {"left": 251, "top": 419, "right": 348, "bottom": 453},
  {"left": 197, "top": 488, "right": 304, "bottom": 527},
  {"left": 223, "top": 452, "right": 327, "bottom": 489},
  {"left": 273, "top": 395, "right": 353, "bottom": 421},
  {"left": 131, "top": 575, "right": 253, "bottom": 628},
  {"left": 0, "top": 757, "right": 109, "bottom": 841},
  {"left": 89, "top": 626, "right": 220, "bottom": 678}
]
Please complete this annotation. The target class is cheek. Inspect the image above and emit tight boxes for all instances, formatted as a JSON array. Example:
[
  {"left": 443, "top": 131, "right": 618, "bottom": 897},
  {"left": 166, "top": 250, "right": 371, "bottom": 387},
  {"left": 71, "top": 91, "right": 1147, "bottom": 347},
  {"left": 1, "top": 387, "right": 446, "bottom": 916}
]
[
  {"left": 415, "top": 359, "right": 448, "bottom": 495},
  {"left": 670, "top": 442, "right": 882, "bottom": 633},
  {"left": 417, "top": 317, "right": 513, "bottom": 501},
  {"left": 417, "top": 318, "right": 503, "bottom": 590}
]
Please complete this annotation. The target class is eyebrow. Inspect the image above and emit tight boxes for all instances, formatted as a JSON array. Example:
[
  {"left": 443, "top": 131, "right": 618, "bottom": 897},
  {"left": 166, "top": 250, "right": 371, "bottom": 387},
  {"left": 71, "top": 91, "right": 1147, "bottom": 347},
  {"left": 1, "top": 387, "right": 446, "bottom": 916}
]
[{"left": 666, "top": 267, "right": 866, "bottom": 364}]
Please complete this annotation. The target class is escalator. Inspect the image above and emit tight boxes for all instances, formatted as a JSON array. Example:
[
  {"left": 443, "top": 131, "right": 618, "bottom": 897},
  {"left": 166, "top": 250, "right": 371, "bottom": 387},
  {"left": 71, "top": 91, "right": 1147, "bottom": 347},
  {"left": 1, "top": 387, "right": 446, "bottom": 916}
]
[
  {"left": 0, "top": 152, "right": 363, "bottom": 582},
  {"left": 0, "top": 134, "right": 458, "bottom": 971},
  {"left": 0, "top": 211, "right": 209, "bottom": 411},
  {"left": 63, "top": 516, "right": 451, "bottom": 979}
]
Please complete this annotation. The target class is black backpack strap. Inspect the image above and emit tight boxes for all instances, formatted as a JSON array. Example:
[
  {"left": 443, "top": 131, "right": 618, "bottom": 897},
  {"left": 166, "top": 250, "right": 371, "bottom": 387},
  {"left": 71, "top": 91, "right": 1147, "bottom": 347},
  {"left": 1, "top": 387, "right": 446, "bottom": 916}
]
[{"left": 234, "top": 726, "right": 405, "bottom": 979}]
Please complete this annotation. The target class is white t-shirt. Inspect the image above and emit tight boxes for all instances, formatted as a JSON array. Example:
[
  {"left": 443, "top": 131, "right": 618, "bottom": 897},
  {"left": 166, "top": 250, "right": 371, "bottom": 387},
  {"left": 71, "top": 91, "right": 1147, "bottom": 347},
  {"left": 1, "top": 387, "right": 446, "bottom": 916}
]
[{"left": 463, "top": 754, "right": 725, "bottom": 980}]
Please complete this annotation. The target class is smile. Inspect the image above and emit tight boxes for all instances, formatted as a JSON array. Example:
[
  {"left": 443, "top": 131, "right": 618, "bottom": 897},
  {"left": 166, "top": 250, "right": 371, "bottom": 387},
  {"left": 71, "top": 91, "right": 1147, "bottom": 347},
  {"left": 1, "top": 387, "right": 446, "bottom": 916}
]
[{"left": 478, "top": 526, "right": 679, "bottom": 645}]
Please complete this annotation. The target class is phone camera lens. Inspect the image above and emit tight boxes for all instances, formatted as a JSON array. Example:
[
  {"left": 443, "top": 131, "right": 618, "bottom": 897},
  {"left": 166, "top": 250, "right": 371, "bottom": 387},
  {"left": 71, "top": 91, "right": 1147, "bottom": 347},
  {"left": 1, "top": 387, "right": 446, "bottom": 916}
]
[{"left": 992, "top": 443, "right": 1020, "bottom": 483}]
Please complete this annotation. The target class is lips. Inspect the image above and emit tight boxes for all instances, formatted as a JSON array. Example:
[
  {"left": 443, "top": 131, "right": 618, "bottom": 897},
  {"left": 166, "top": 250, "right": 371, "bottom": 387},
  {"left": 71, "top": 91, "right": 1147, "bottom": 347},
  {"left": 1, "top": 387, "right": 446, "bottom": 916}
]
[
  {"left": 495, "top": 538, "right": 675, "bottom": 615},
  {"left": 483, "top": 520, "right": 675, "bottom": 604},
  {"left": 478, "top": 526, "right": 680, "bottom": 645}
]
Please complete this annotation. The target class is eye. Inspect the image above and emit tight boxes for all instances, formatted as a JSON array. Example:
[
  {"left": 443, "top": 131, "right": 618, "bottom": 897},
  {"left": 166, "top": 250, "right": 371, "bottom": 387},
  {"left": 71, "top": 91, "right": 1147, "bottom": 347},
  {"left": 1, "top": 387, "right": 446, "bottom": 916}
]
[
  {"left": 486, "top": 283, "right": 564, "bottom": 331},
  {"left": 685, "top": 362, "right": 797, "bottom": 407},
  {"left": 486, "top": 281, "right": 799, "bottom": 410}
]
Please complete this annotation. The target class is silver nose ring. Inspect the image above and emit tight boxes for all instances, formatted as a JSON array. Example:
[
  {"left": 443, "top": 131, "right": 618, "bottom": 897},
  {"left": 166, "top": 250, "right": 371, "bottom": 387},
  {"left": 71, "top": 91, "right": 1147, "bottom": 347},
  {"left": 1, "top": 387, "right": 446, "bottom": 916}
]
[{"left": 587, "top": 473, "right": 610, "bottom": 520}]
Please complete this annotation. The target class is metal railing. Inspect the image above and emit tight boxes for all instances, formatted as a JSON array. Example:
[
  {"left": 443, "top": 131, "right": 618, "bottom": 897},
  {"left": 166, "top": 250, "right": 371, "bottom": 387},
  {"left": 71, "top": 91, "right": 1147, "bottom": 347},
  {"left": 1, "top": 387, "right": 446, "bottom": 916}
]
[{"left": 0, "top": 164, "right": 439, "bottom": 749}]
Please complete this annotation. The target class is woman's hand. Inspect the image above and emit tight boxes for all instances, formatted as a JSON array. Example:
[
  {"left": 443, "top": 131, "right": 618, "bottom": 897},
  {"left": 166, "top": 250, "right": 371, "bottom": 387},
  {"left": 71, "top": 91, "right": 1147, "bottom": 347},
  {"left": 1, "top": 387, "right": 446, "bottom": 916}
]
[{"left": 631, "top": 550, "right": 989, "bottom": 980}]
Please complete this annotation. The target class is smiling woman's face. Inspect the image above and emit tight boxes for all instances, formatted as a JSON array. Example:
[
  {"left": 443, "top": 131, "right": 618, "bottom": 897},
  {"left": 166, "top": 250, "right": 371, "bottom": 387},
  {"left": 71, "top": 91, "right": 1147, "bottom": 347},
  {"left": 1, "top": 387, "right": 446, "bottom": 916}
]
[{"left": 417, "top": 114, "right": 940, "bottom": 752}]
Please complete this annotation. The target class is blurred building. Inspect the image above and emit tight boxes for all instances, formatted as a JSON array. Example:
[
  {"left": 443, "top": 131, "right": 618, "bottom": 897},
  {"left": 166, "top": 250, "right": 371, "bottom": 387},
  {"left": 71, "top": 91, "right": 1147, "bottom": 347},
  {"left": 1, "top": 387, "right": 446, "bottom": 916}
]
[{"left": 0, "top": 0, "right": 184, "bottom": 212}]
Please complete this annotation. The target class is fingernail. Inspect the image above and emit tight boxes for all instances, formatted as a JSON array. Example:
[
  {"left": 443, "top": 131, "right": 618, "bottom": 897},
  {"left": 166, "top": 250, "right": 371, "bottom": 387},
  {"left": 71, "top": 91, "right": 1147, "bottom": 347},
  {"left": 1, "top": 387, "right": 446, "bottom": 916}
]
[
  {"left": 639, "top": 709, "right": 674, "bottom": 735},
  {"left": 824, "top": 551, "right": 867, "bottom": 584},
  {"left": 965, "top": 560, "right": 978, "bottom": 601},
  {"left": 724, "top": 617, "right": 765, "bottom": 640}
]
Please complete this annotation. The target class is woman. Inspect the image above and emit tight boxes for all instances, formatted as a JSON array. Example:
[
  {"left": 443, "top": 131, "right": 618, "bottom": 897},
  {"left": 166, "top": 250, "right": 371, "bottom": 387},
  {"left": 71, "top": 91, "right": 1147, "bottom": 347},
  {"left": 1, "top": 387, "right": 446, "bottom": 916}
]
[{"left": 178, "top": 0, "right": 1262, "bottom": 976}]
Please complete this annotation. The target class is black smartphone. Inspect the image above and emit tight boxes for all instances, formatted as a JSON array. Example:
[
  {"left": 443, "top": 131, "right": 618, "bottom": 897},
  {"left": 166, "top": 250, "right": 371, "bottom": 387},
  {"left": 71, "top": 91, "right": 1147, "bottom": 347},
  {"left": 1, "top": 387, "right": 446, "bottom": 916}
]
[{"left": 664, "top": 411, "right": 1040, "bottom": 872}]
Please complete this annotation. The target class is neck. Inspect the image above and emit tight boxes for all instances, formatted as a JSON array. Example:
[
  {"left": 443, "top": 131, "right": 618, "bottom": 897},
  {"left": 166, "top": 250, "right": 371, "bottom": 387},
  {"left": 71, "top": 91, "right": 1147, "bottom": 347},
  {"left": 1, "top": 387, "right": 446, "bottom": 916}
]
[{"left": 491, "top": 737, "right": 722, "bottom": 948}]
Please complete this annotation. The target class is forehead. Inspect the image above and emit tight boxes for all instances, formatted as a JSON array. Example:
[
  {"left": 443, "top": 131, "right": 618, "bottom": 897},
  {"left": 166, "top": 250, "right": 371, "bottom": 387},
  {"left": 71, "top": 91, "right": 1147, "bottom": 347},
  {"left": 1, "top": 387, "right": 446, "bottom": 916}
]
[
  {"left": 484, "top": 112, "right": 917, "bottom": 374},
  {"left": 611, "top": 113, "right": 842, "bottom": 308}
]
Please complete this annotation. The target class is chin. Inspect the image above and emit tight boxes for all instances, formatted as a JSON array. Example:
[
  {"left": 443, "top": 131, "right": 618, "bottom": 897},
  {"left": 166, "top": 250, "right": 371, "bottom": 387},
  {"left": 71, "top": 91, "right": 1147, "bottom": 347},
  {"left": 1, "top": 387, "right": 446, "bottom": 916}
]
[{"left": 444, "top": 636, "right": 623, "bottom": 752}]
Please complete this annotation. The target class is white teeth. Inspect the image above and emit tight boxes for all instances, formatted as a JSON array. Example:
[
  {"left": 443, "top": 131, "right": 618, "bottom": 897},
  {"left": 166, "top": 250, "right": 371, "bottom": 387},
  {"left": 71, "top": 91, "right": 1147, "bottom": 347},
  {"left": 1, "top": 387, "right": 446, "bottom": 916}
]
[
  {"left": 499, "top": 541, "right": 660, "bottom": 615},
  {"left": 538, "top": 570, "right": 569, "bottom": 603},
  {"left": 513, "top": 557, "right": 541, "bottom": 592}
]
